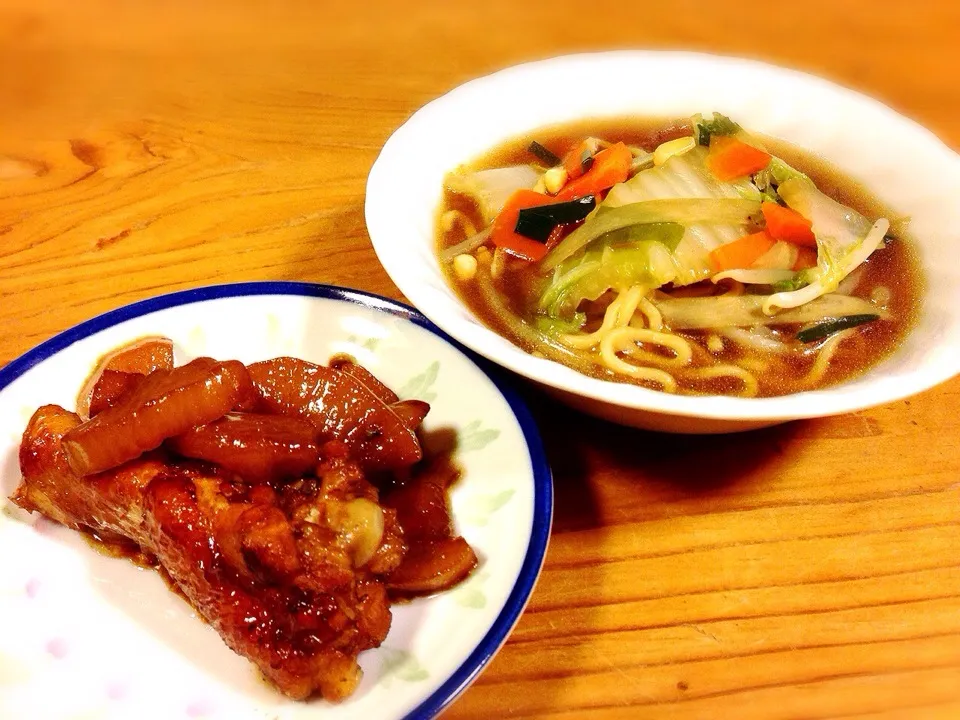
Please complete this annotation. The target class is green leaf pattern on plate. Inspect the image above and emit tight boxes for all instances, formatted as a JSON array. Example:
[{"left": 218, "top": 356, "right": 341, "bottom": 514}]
[
  {"left": 379, "top": 647, "right": 429, "bottom": 684},
  {"left": 458, "top": 420, "right": 500, "bottom": 453},
  {"left": 399, "top": 361, "right": 439, "bottom": 402},
  {"left": 463, "top": 489, "right": 516, "bottom": 527},
  {"left": 345, "top": 334, "right": 381, "bottom": 352},
  {"left": 454, "top": 571, "right": 490, "bottom": 609}
]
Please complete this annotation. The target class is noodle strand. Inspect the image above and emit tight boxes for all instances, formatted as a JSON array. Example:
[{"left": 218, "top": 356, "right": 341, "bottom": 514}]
[
  {"left": 686, "top": 365, "right": 760, "bottom": 398},
  {"left": 615, "top": 286, "right": 645, "bottom": 328},
  {"left": 803, "top": 328, "right": 854, "bottom": 387},
  {"left": 560, "top": 291, "right": 627, "bottom": 350},
  {"left": 439, "top": 226, "right": 492, "bottom": 262},
  {"left": 598, "top": 334, "right": 678, "bottom": 391},
  {"left": 637, "top": 297, "right": 663, "bottom": 331},
  {"left": 605, "top": 327, "right": 694, "bottom": 367}
]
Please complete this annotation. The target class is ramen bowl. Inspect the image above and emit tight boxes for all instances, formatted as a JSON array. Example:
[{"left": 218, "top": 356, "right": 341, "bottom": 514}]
[{"left": 366, "top": 51, "right": 960, "bottom": 433}]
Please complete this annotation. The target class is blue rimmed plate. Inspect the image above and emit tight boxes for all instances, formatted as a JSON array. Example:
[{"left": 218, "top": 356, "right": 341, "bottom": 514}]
[{"left": 0, "top": 282, "right": 552, "bottom": 720}]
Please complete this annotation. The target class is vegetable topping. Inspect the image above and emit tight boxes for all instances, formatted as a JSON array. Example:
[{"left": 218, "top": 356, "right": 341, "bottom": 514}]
[
  {"left": 556, "top": 142, "right": 633, "bottom": 201},
  {"left": 515, "top": 195, "right": 596, "bottom": 243},
  {"left": 796, "top": 314, "right": 880, "bottom": 343},
  {"left": 761, "top": 201, "right": 817, "bottom": 247},
  {"left": 706, "top": 136, "right": 772, "bottom": 181},
  {"left": 528, "top": 140, "right": 561, "bottom": 167},
  {"left": 437, "top": 111, "right": 905, "bottom": 398}
]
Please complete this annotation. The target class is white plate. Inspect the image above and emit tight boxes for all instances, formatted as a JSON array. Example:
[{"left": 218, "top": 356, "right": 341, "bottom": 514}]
[
  {"left": 0, "top": 282, "right": 552, "bottom": 720},
  {"left": 366, "top": 51, "right": 960, "bottom": 432}
]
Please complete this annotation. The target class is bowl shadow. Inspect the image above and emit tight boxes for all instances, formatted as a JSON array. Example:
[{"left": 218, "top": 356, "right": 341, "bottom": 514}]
[{"left": 521, "top": 390, "right": 801, "bottom": 533}]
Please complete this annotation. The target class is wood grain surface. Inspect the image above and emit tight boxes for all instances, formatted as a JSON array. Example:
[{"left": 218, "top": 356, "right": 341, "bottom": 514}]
[{"left": 2, "top": 1, "right": 959, "bottom": 717}]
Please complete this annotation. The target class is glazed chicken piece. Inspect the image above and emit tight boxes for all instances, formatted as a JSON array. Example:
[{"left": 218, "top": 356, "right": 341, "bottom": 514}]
[
  {"left": 13, "top": 405, "right": 403, "bottom": 701},
  {"left": 11, "top": 344, "right": 477, "bottom": 702}
]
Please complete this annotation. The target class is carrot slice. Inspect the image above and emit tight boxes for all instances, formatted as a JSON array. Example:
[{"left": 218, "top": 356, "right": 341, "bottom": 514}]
[
  {"left": 489, "top": 188, "right": 554, "bottom": 261},
  {"left": 761, "top": 201, "right": 817, "bottom": 247},
  {"left": 708, "top": 231, "right": 776, "bottom": 271},
  {"left": 706, "top": 136, "right": 771, "bottom": 181},
  {"left": 562, "top": 139, "right": 596, "bottom": 180},
  {"left": 793, "top": 246, "right": 818, "bottom": 270},
  {"left": 556, "top": 142, "right": 632, "bottom": 201}
]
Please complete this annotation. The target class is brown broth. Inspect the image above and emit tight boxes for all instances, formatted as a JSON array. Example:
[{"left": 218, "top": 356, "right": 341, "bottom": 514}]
[{"left": 437, "top": 117, "right": 924, "bottom": 397}]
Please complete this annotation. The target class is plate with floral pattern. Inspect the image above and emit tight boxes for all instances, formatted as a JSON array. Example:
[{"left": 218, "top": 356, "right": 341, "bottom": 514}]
[{"left": 0, "top": 282, "right": 552, "bottom": 720}]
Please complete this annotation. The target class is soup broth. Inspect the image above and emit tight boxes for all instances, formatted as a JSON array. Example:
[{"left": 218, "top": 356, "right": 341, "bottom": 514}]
[{"left": 436, "top": 117, "right": 923, "bottom": 398}]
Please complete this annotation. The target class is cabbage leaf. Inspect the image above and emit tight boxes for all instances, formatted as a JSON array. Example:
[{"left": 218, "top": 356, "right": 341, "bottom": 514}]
[
  {"left": 444, "top": 165, "right": 540, "bottom": 224},
  {"left": 763, "top": 178, "right": 887, "bottom": 314}
]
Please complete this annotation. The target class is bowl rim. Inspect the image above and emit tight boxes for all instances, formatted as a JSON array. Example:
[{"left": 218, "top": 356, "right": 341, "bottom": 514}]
[
  {"left": 0, "top": 280, "right": 554, "bottom": 719},
  {"left": 366, "top": 49, "right": 960, "bottom": 423}
]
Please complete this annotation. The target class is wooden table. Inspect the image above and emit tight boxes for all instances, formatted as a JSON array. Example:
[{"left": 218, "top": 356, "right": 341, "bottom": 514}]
[{"left": 2, "top": 1, "right": 959, "bottom": 717}]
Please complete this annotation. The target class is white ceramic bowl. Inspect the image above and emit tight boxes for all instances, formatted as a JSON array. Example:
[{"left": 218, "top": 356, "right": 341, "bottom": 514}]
[
  {"left": 366, "top": 51, "right": 960, "bottom": 433},
  {"left": 0, "top": 282, "right": 552, "bottom": 720}
]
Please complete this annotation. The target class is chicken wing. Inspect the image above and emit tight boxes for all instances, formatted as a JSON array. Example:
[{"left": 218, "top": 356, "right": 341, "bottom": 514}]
[{"left": 13, "top": 404, "right": 401, "bottom": 701}]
